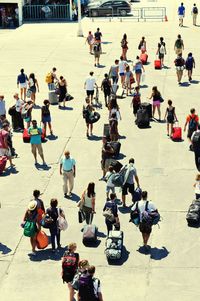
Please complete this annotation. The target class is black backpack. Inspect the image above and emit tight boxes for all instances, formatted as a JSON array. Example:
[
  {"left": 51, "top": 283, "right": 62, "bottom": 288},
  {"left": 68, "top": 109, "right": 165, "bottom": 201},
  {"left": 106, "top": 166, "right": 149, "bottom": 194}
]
[
  {"left": 93, "top": 44, "right": 100, "bottom": 52},
  {"left": 102, "top": 78, "right": 110, "bottom": 91},
  {"left": 192, "top": 132, "right": 200, "bottom": 151},
  {"left": 78, "top": 274, "right": 99, "bottom": 301},
  {"left": 193, "top": 6, "right": 198, "bottom": 14},
  {"left": 189, "top": 117, "right": 198, "bottom": 131}
]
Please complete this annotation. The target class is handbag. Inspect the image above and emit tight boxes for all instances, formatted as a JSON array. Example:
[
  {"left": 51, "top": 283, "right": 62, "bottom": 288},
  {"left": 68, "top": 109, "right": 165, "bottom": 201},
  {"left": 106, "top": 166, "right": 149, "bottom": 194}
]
[
  {"left": 8, "top": 106, "right": 16, "bottom": 116},
  {"left": 40, "top": 214, "right": 54, "bottom": 229},
  {"left": 103, "top": 208, "right": 115, "bottom": 222},
  {"left": 65, "top": 93, "right": 74, "bottom": 101},
  {"left": 26, "top": 89, "right": 32, "bottom": 98},
  {"left": 57, "top": 208, "right": 68, "bottom": 231},
  {"left": 78, "top": 210, "right": 85, "bottom": 223}
]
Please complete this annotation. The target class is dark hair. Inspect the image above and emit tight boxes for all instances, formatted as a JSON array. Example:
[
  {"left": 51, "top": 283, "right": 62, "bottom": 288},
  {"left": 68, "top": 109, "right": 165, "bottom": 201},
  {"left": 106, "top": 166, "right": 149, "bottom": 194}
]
[
  {"left": 52, "top": 67, "right": 57, "bottom": 71},
  {"left": 104, "top": 73, "right": 108, "bottom": 78},
  {"left": 109, "top": 98, "right": 118, "bottom": 110},
  {"left": 90, "top": 71, "right": 94, "bottom": 76},
  {"left": 178, "top": 34, "right": 181, "bottom": 39},
  {"left": 188, "top": 52, "right": 192, "bottom": 57},
  {"left": 125, "top": 65, "right": 130, "bottom": 72},
  {"left": 129, "top": 158, "right": 135, "bottom": 164},
  {"left": 115, "top": 59, "right": 119, "bottom": 64},
  {"left": 123, "top": 33, "right": 127, "bottom": 40},
  {"left": 191, "top": 108, "right": 195, "bottom": 114},
  {"left": 108, "top": 166, "right": 114, "bottom": 172},
  {"left": 168, "top": 100, "right": 172, "bottom": 106},
  {"left": 142, "top": 191, "right": 148, "bottom": 199},
  {"left": 160, "top": 37, "right": 164, "bottom": 42},
  {"left": 33, "top": 190, "right": 40, "bottom": 198},
  {"left": 181, "top": 2, "right": 183, "bottom": 5},
  {"left": 88, "top": 265, "right": 95, "bottom": 275},
  {"left": 87, "top": 182, "right": 95, "bottom": 197},
  {"left": 32, "top": 119, "right": 37, "bottom": 123},
  {"left": 152, "top": 86, "right": 160, "bottom": 97},
  {"left": 136, "top": 55, "right": 139, "bottom": 59},
  {"left": 60, "top": 76, "right": 64, "bottom": 80},
  {"left": 120, "top": 55, "right": 123, "bottom": 60},
  {"left": 44, "top": 99, "right": 50, "bottom": 105},
  {"left": 111, "top": 112, "right": 117, "bottom": 118},
  {"left": 142, "top": 36, "right": 145, "bottom": 40},
  {"left": 20, "top": 68, "right": 24, "bottom": 74},
  {"left": 110, "top": 193, "right": 116, "bottom": 200},
  {"left": 135, "top": 86, "right": 140, "bottom": 91},
  {"left": 29, "top": 73, "right": 35, "bottom": 81},
  {"left": 2, "top": 123, "right": 9, "bottom": 128},
  {"left": 50, "top": 198, "right": 58, "bottom": 208},
  {"left": 97, "top": 28, "right": 100, "bottom": 31}
]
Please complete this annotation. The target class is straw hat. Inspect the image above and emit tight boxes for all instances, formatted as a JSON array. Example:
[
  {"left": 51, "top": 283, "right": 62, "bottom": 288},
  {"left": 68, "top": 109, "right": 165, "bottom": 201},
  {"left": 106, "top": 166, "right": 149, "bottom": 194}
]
[{"left": 28, "top": 200, "right": 37, "bottom": 211}]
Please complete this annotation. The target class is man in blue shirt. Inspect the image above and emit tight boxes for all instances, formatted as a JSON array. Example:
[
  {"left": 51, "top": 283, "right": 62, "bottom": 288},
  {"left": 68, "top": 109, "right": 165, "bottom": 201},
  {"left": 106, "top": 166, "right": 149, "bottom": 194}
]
[
  {"left": 28, "top": 120, "right": 46, "bottom": 165},
  {"left": 60, "top": 150, "right": 76, "bottom": 198},
  {"left": 178, "top": 2, "right": 185, "bottom": 27}
]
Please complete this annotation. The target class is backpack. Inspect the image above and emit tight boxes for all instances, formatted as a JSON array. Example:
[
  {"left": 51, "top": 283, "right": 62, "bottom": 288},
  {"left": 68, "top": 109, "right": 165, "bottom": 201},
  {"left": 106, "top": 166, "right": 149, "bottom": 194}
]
[
  {"left": 62, "top": 252, "right": 77, "bottom": 282},
  {"left": 93, "top": 44, "right": 100, "bottom": 52},
  {"left": 167, "top": 108, "right": 174, "bottom": 123},
  {"left": 159, "top": 44, "right": 165, "bottom": 54},
  {"left": 132, "top": 93, "right": 141, "bottom": 106},
  {"left": 102, "top": 78, "right": 110, "bottom": 91},
  {"left": 42, "top": 105, "right": 50, "bottom": 116},
  {"left": 141, "top": 201, "right": 160, "bottom": 225},
  {"left": 23, "top": 220, "right": 37, "bottom": 237},
  {"left": 193, "top": 6, "right": 198, "bottom": 14},
  {"left": 130, "top": 202, "right": 140, "bottom": 225},
  {"left": 78, "top": 274, "right": 98, "bottom": 301},
  {"left": 45, "top": 72, "right": 53, "bottom": 84},
  {"left": 102, "top": 206, "right": 115, "bottom": 222},
  {"left": 185, "top": 57, "right": 194, "bottom": 69},
  {"left": 189, "top": 116, "right": 198, "bottom": 131},
  {"left": 192, "top": 132, "right": 200, "bottom": 151},
  {"left": 175, "top": 39, "right": 182, "bottom": 49}
]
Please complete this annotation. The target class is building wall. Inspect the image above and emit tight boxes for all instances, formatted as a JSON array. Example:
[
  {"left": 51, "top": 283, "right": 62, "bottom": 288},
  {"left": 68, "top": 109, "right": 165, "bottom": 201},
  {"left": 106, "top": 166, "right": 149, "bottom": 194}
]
[{"left": 0, "top": 0, "right": 24, "bottom": 25}]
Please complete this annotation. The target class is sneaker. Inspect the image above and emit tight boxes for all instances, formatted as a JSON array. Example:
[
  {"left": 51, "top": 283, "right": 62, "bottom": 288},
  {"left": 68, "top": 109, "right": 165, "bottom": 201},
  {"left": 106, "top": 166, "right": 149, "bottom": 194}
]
[
  {"left": 64, "top": 193, "right": 68, "bottom": 198},
  {"left": 30, "top": 251, "right": 36, "bottom": 256},
  {"left": 68, "top": 192, "right": 72, "bottom": 197}
]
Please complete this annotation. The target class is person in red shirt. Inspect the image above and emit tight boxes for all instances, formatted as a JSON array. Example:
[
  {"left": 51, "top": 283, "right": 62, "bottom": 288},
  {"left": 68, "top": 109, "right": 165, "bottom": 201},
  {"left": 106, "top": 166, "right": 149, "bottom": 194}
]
[
  {"left": 0, "top": 123, "right": 14, "bottom": 167},
  {"left": 184, "top": 108, "right": 199, "bottom": 145}
]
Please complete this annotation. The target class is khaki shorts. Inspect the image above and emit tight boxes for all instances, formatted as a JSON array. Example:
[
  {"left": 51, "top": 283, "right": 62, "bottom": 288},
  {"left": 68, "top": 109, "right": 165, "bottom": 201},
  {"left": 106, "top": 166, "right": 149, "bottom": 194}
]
[
  {"left": 31, "top": 144, "right": 43, "bottom": 156},
  {"left": 175, "top": 48, "right": 182, "bottom": 55}
]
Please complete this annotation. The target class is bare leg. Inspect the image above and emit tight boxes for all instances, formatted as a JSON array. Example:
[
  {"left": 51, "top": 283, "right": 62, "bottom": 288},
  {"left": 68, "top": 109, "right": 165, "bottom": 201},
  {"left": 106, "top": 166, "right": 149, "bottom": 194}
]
[
  {"left": 67, "top": 283, "right": 75, "bottom": 301},
  {"left": 48, "top": 122, "right": 53, "bottom": 135},
  {"left": 157, "top": 106, "right": 161, "bottom": 120},
  {"left": 20, "top": 88, "right": 23, "bottom": 100},
  {"left": 122, "top": 194, "right": 126, "bottom": 206},
  {"left": 167, "top": 123, "right": 169, "bottom": 135},
  {"left": 152, "top": 106, "right": 156, "bottom": 118},
  {"left": 90, "top": 124, "right": 93, "bottom": 135}
]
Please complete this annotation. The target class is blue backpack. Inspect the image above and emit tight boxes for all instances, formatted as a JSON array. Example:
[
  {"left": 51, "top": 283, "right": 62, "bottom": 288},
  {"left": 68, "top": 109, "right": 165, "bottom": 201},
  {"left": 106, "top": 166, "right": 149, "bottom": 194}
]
[{"left": 189, "top": 116, "right": 198, "bottom": 131}]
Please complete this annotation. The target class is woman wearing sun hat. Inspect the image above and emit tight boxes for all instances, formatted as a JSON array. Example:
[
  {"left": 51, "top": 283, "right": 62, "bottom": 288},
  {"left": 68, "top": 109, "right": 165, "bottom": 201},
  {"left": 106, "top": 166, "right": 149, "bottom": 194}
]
[{"left": 23, "top": 200, "right": 39, "bottom": 256}]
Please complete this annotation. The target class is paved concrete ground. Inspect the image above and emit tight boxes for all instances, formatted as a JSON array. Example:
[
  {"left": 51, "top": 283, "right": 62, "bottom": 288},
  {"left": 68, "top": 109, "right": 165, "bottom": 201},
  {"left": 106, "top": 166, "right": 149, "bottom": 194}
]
[{"left": 1, "top": 0, "right": 200, "bottom": 300}]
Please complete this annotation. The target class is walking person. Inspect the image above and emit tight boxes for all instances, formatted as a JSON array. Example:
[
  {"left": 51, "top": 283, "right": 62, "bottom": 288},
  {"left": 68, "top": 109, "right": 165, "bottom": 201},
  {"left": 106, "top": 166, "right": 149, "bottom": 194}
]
[
  {"left": 156, "top": 37, "right": 167, "bottom": 68},
  {"left": 119, "top": 56, "right": 127, "bottom": 88},
  {"left": 125, "top": 65, "right": 133, "bottom": 96},
  {"left": 109, "top": 112, "right": 118, "bottom": 142},
  {"left": 131, "top": 191, "right": 157, "bottom": 250},
  {"left": 22, "top": 100, "right": 33, "bottom": 128},
  {"left": 78, "top": 182, "right": 96, "bottom": 225},
  {"left": 85, "top": 31, "right": 94, "bottom": 54},
  {"left": 84, "top": 71, "right": 97, "bottom": 104},
  {"left": 60, "top": 150, "right": 76, "bottom": 198},
  {"left": 133, "top": 56, "right": 145, "bottom": 87},
  {"left": 184, "top": 108, "right": 199, "bottom": 146},
  {"left": 109, "top": 60, "right": 119, "bottom": 84},
  {"left": 101, "top": 73, "right": 111, "bottom": 107},
  {"left": 46, "top": 67, "right": 58, "bottom": 91},
  {"left": 100, "top": 137, "right": 114, "bottom": 180},
  {"left": 131, "top": 86, "right": 141, "bottom": 117},
  {"left": 193, "top": 174, "right": 200, "bottom": 199},
  {"left": 58, "top": 76, "right": 67, "bottom": 108},
  {"left": 174, "top": 54, "right": 185, "bottom": 85},
  {"left": 28, "top": 73, "right": 39, "bottom": 105},
  {"left": 28, "top": 120, "right": 46, "bottom": 165},
  {"left": 178, "top": 2, "right": 185, "bottom": 27},
  {"left": 13, "top": 93, "right": 24, "bottom": 131},
  {"left": 93, "top": 42, "right": 101, "bottom": 67},
  {"left": 83, "top": 98, "right": 95, "bottom": 138},
  {"left": 138, "top": 36, "right": 147, "bottom": 53},
  {"left": 103, "top": 193, "right": 119, "bottom": 235},
  {"left": 33, "top": 189, "right": 45, "bottom": 224},
  {"left": 121, "top": 158, "right": 140, "bottom": 207},
  {"left": 78, "top": 265, "right": 104, "bottom": 301},
  {"left": 22, "top": 200, "right": 39, "bottom": 256},
  {"left": 105, "top": 167, "right": 115, "bottom": 199},
  {"left": 185, "top": 53, "right": 195, "bottom": 82},
  {"left": 62, "top": 243, "right": 79, "bottom": 301},
  {"left": 121, "top": 33, "right": 128, "bottom": 60},
  {"left": 46, "top": 198, "right": 65, "bottom": 252},
  {"left": 94, "top": 27, "right": 102, "bottom": 52},
  {"left": 0, "top": 95, "right": 6, "bottom": 118},
  {"left": 17, "top": 69, "right": 28, "bottom": 101},
  {"left": 41, "top": 99, "right": 53, "bottom": 136},
  {"left": 192, "top": 3, "right": 198, "bottom": 25},
  {"left": 174, "top": 34, "right": 184, "bottom": 55},
  {"left": 0, "top": 123, "right": 14, "bottom": 167},
  {"left": 148, "top": 86, "right": 163, "bottom": 121},
  {"left": 191, "top": 125, "right": 200, "bottom": 171},
  {"left": 164, "top": 100, "right": 177, "bottom": 137}
]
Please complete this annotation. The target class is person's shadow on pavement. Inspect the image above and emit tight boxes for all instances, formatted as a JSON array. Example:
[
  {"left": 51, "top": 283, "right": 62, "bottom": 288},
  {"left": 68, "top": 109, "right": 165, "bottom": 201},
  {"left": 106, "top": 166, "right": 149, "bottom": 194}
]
[
  {"left": 0, "top": 243, "right": 12, "bottom": 254},
  {"left": 137, "top": 246, "right": 169, "bottom": 260}
]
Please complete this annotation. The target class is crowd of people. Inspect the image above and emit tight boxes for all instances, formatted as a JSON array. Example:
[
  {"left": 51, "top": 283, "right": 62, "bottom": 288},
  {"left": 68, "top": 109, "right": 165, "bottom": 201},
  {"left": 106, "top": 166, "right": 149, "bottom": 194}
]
[{"left": 1, "top": 2, "right": 200, "bottom": 300}]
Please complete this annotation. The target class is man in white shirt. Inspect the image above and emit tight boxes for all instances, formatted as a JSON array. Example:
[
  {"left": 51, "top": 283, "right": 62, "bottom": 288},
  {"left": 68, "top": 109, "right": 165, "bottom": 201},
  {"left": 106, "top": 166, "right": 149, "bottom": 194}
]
[
  {"left": 118, "top": 56, "right": 127, "bottom": 88},
  {"left": 84, "top": 71, "right": 97, "bottom": 104},
  {"left": 131, "top": 191, "right": 157, "bottom": 249}
]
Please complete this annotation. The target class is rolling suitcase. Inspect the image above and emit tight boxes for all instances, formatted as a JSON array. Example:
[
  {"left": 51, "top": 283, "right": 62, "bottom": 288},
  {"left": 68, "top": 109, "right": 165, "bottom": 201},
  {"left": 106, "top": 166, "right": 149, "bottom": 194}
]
[
  {"left": 0, "top": 156, "right": 7, "bottom": 174},
  {"left": 48, "top": 91, "right": 58, "bottom": 104},
  {"left": 154, "top": 59, "right": 161, "bottom": 69},
  {"left": 171, "top": 123, "right": 182, "bottom": 141},
  {"left": 109, "top": 141, "right": 121, "bottom": 158},
  {"left": 136, "top": 108, "right": 150, "bottom": 128},
  {"left": 82, "top": 224, "right": 98, "bottom": 246},
  {"left": 140, "top": 53, "right": 148, "bottom": 65},
  {"left": 23, "top": 128, "right": 46, "bottom": 143},
  {"left": 140, "top": 102, "right": 152, "bottom": 118},
  {"left": 105, "top": 230, "right": 123, "bottom": 261},
  {"left": 103, "top": 124, "right": 110, "bottom": 139},
  {"left": 186, "top": 200, "right": 200, "bottom": 226}
]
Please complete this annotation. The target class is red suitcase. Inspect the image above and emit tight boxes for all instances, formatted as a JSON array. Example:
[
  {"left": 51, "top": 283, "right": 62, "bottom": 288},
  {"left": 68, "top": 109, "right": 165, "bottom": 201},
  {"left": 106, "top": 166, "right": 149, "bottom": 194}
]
[
  {"left": 140, "top": 53, "right": 148, "bottom": 65},
  {"left": 0, "top": 156, "right": 7, "bottom": 174},
  {"left": 154, "top": 59, "right": 161, "bottom": 69},
  {"left": 171, "top": 125, "right": 182, "bottom": 141},
  {"left": 23, "top": 128, "right": 46, "bottom": 143}
]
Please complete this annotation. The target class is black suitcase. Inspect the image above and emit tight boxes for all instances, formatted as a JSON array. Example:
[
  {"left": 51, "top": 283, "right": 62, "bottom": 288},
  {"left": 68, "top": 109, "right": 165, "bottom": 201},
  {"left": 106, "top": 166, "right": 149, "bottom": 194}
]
[
  {"left": 82, "top": 224, "right": 98, "bottom": 246},
  {"left": 186, "top": 200, "right": 200, "bottom": 226},
  {"left": 140, "top": 102, "right": 152, "bottom": 118},
  {"left": 109, "top": 141, "right": 121, "bottom": 158},
  {"left": 103, "top": 124, "right": 110, "bottom": 139},
  {"left": 109, "top": 159, "right": 123, "bottom": 173},
  {"left": 136, "top": 108, "right": 150, "bottom": 128}
]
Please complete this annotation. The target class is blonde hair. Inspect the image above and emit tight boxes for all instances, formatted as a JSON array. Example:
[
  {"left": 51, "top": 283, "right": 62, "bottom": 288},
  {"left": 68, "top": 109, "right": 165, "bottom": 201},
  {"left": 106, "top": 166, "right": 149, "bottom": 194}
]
[
  {"left": 68, "top": 243, "right": 77, "bottom": 252},
  {"left": 79, "top": 259, "right": 89, "bottom": 269},
  {"left": 196, "top": 174, "right": 200, "bottom": 181}
]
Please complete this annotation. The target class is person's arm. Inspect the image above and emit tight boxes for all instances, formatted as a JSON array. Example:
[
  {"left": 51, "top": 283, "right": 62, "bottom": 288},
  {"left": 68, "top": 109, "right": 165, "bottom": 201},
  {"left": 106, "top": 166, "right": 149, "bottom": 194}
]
[
  {"left": 98, "top": 292, "right": 103, "bottom": 301},
  {"left": 4, "top": 135, "right": 8, "bottom": 149},
  {"left": 41, "top": 108, "right": 43, "bottom": 122},
  {"left": 184, "top": 119, "right": 188, "bottom": 131},
  {"left": 17, "top": 75, "right": 19, "bottom": 87},
  {"left": 182, "top": 41, "right": 184, "bottom": 50},
  {"left": 149, "top": 93, "right": 153, "bottom": 100},
  {"left": 60, "top": 162, "right": 63, "bottom": 175},
  {"left": 36, "top": 79, "right": 39, "bottom": 92},
  {"left": 92, "top": 197, "right": 95, "bottom": 213},
  {"left": 193, "top": 58, "right": 195, "bottom": 68},
  {"left": 73, "top": 164, "right": 76, "bottom": 178},
  {"left": 164, "top": 109, "right": 167, "bottom": 120},
  {"left": 174, "top": 108, "right": 178, "bottom": 121},
  {"left": 135, "top": 174, "right": 140, "bottom": 188}
]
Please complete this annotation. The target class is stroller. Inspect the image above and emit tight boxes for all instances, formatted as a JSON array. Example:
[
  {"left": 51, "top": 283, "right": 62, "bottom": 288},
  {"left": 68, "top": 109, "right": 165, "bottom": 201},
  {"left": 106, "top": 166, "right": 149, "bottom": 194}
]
[{"left": 93, "top": 86, "right": 102, "bottom": 109}]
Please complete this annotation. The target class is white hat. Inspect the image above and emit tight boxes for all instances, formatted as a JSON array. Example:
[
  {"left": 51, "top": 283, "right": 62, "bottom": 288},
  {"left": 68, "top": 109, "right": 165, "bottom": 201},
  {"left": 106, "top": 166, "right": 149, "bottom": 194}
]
[{"left": 28, "top": 200, "right": 37, "bottom": 211}]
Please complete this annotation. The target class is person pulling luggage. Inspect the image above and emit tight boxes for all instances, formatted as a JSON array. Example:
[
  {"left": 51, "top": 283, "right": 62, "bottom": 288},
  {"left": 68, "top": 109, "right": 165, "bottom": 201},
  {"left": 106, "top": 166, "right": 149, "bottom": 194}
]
[
  {"left": 103, "top": 193, "right": 120, "bottom": 235},
  {"left": 78, "top": 183, "right": 96, "bottom": 225}
]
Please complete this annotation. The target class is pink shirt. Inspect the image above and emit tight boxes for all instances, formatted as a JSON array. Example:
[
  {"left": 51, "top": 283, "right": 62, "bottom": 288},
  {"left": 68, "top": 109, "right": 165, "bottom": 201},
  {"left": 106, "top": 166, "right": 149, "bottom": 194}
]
[{"left": 0, "top": 130, "right": 8, "bottom": 149}]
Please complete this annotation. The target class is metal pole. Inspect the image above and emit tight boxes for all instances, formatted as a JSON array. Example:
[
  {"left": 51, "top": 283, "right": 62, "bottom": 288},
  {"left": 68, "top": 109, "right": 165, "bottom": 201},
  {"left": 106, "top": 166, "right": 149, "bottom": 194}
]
[
  {"left": 77, "top": 0, "right": 83, "bottom": 37},
  {"left": 69, "top": 0, "right": 73, "bottom": 20}
]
